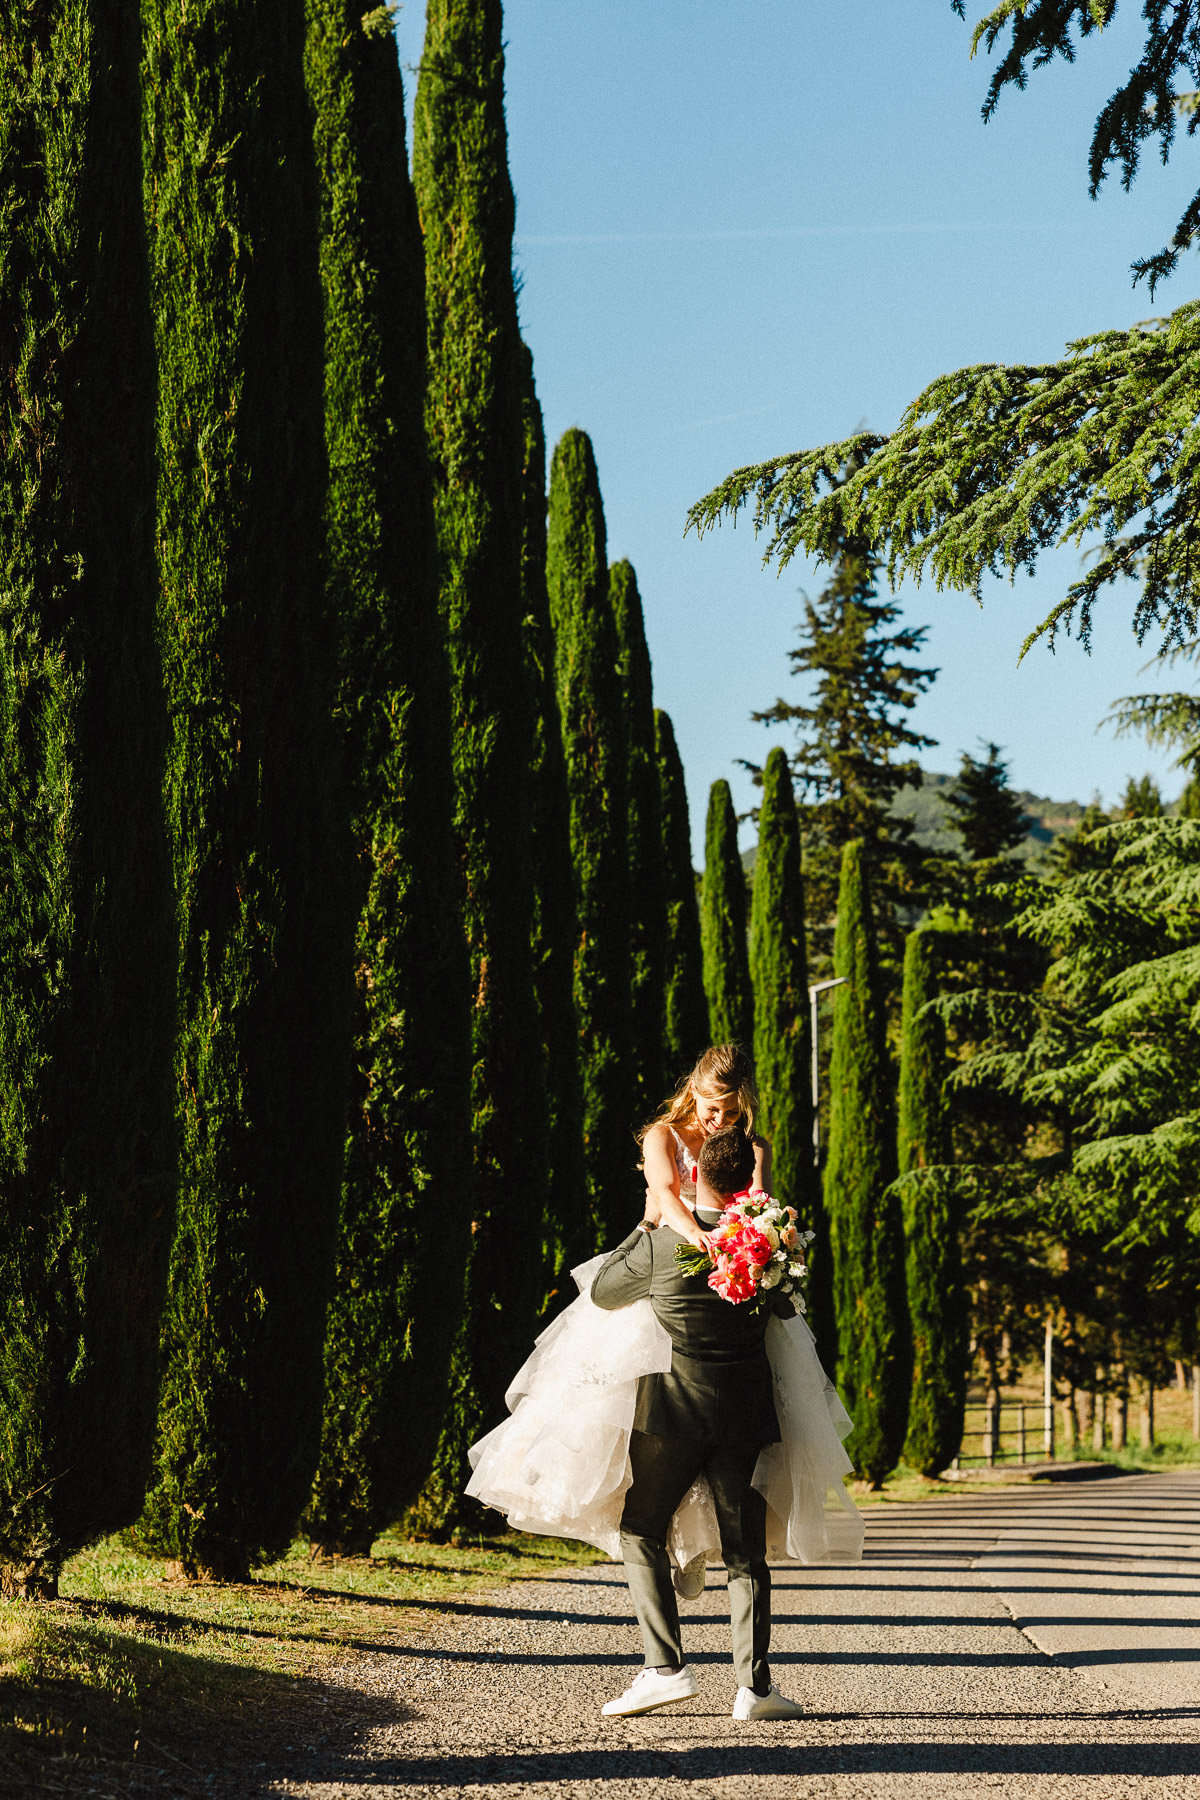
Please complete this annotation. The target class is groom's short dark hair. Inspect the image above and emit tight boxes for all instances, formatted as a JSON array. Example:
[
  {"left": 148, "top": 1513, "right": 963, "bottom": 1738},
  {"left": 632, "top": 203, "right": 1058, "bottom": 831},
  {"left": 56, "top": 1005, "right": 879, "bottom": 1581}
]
[{"left": 698, "top": 1125, "right": 754, "bottom": 1199}]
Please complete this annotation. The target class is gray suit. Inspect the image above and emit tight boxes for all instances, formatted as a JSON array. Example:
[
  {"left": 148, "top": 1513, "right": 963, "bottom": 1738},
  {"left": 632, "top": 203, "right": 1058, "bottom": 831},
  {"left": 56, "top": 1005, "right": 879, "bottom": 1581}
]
[{"left": 591, "top": 1218, "right": 790, "bottom": 1694}]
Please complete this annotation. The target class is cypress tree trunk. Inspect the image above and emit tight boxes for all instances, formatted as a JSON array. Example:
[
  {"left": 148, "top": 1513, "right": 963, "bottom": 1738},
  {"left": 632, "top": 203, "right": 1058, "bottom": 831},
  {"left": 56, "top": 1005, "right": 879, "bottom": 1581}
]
[
  {"left": 749, "top": 749, "right": 816, "bottom": 1219},
  {"left": 410, "top": 0, "right": 549, "bottom": 1530},
  {"left": 0, "top": 0, "right": 176, "bottom": 1596},
  {"left": 897, "top": 928, "right": 966, "bottom": 1478},
  {"left": 136, "top": 0, "right": 351, "bottom": 1580},
  {"left": 655, "top": 710, "right": 709, "bottom": 1082},
  {"left": 518, "top": 344, "right": 589, "bottom": 1281},
  {"left": 701, "top": 780, "right": 754, "bottom": 1049},
  {"left": 546, "top": 428, "right": 636, "bottom": 1246},
  {"left": 825, "top": 841, "right": 908, "bottom": 1487},
  {"left": 302, "top": 0, "right": 472, "bottom": 1555},
  {"left": 610, "top": 561, "right": 667, "bottom": 1125}
]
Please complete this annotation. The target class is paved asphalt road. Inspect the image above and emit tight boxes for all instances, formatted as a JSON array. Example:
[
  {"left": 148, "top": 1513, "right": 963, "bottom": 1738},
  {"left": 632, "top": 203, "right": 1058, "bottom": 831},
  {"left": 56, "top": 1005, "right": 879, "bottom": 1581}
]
[{"left": 268, "top": 1471, "right": 1200, "bottom": 1800}]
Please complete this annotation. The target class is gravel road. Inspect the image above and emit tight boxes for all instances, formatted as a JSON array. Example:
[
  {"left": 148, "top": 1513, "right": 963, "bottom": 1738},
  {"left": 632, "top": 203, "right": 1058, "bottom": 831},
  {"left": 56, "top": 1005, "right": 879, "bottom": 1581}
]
[{"left": 263, "top": 1470, "right": 1200, "bottom": 1800}]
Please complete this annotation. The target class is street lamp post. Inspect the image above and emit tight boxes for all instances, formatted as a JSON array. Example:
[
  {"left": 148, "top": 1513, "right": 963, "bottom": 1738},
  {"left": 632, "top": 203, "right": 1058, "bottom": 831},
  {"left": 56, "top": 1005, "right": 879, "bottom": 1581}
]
[{"left": 808, "top": 976, "right": 848, "bottom": 1167}]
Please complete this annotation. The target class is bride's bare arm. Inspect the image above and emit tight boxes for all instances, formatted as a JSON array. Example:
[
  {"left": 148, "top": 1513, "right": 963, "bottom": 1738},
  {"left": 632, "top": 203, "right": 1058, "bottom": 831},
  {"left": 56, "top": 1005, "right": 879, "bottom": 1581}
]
[
  {"left": 753, "top": 1133, "right": 773, "bottom": 1194},
  {"left": 642, "top": 1123, "right": 709, "bottom": 1249}
]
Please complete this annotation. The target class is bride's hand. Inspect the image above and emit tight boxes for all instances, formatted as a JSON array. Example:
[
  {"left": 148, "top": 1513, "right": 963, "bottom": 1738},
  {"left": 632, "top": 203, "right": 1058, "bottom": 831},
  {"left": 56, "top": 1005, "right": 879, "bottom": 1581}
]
[{"left": 683, "top": 1221, "right": 712, "bottom": 1253}]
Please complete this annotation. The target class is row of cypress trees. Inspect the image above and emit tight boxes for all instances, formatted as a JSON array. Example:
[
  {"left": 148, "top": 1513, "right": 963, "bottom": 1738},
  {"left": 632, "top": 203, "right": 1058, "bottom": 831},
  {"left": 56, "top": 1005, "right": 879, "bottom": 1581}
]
[
  {"left": 0, "top": 0, "right": 711, "bottom": 1587},
  {"left": 695, "top": 769, "right": 964, "bottom": 1487}
]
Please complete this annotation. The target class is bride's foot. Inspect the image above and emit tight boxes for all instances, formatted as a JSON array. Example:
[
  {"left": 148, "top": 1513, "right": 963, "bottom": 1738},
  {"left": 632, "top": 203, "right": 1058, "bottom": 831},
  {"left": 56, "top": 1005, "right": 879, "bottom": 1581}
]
[{"left": 671, "top": 1552, "right": 706, "bottom": 1600}]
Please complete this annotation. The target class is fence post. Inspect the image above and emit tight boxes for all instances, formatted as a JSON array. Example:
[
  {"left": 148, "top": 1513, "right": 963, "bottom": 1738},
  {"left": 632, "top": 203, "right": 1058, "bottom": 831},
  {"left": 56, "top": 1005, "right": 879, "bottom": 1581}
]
[
  {"left": 984, "top": 1393, "right": 999, "bottom": 1466},
  {"left": 1043, "top": 1318, "right": 1055, "bottom": 1459},
  {"left": 1016, "top": 1403, "right": 1026, "bottom": 1464}
]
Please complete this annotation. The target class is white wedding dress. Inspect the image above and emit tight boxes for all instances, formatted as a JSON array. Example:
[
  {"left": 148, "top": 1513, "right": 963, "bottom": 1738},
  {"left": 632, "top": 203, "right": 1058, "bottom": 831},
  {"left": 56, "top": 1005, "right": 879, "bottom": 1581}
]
[{"left": 467, "top": 1136, "right": 863, "bottom": 1569}]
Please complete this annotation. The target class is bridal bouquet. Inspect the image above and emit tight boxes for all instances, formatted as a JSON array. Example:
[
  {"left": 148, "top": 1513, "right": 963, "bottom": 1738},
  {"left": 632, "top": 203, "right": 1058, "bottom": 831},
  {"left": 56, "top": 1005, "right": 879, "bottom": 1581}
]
[{"left": 675, "top": 1190, "right": 814, "bottom": 1313}]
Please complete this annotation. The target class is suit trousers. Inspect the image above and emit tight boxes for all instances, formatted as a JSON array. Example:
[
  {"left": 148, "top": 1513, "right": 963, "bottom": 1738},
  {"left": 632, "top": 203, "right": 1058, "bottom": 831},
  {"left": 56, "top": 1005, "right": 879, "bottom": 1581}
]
[{"left": 619, "top": 1428, "right": 772, "bottom": 1695}]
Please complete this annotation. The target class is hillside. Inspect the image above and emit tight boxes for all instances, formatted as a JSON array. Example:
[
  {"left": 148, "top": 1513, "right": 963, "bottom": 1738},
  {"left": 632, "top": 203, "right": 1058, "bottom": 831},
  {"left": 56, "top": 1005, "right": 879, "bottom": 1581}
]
[{"left": 740, "top": 771, "right": 1086, "bottom": 873}]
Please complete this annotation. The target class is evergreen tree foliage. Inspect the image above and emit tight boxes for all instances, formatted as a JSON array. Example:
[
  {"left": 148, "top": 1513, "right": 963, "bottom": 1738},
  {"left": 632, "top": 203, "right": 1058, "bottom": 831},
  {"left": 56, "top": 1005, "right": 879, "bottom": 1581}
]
[
  {"left": 942, "top": 743, "right": 1028, "bottom": 861},
  {"left": 1181, "top": 779, "right": 1200, "bottom": 820},
  {"left": 701, "top": 781, "right": 754, "bottom": 1050},
  {"left": 410, "top": 0, "right": 549, "bottom": 1529},
  {"left": 753, "top": 538, "right": 936, "bottom": 938},
  {"left": 0, "top": 0, "right": 176, "bottom": 1596},
  {"left": 611, "top": 560, "right": 668, "bottom": 1122},
  {"left": 896, "top": 928, "right": 965, "bottom": 1479},
  {"left": 302, "top": 0, "right": 471, "bottom": 1555},
  {"left": 655, "top": 710, "right": 710, "bottom": 1082},
  {"left": 748, "top": 749, "right": 815, "bottom": 1219},
  {"left": 825, "top": 842, "right": 908, "bottom": 1486},
  {"left": 546, "top": 428, "right": 637, "bottom": 1245},
  {"left": 136, "top": 0, "right": 351, "bottom": 1581},
  {"left": 1115, "top": 773, "right": 1164, "bottom": 819},
  {"left": 518, "top": 342, "right": 588, "bottom": 1278},
  {"left": 954, "top": 0, "right": 1200, "bottom": 291}
]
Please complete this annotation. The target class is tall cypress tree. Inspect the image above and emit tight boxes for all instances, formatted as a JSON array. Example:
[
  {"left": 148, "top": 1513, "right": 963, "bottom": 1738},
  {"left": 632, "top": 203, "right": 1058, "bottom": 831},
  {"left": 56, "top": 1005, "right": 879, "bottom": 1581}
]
[
  {"left": 302, "top": 0, "right": 471, "bottom": 1555},
  {"left": 749, "top": 750, "right": 815, "bottom": 1219},
  {"left": 825, "top": 841, "right": 908, "bottom": 1486},
  {"left": 610, "top": 560, "right": 667, "bottom": 1124},
  {"left": 702, "top": 780, "right": 754, "bottom": 1049},
  {"left": 897, "top": 927, "right": 965, "bottom": 1479},
  {"left": 655, "top": 710, "right": 710, "bottom": 1082},
  {"left": 518, "top": 343, "right": 588, "bottom": 1280},
  {"left": 136, "top": 0, "right": 351, "bottom": 1580},
  {"left": 410, "top": 0, "right": 549, "bottom": 1528},
  {"left": 547, "top": 428, "right": 636, "bottom": 1246},
  {"left": 0, "top": 0, "right": 176, "bottom": 1596}
]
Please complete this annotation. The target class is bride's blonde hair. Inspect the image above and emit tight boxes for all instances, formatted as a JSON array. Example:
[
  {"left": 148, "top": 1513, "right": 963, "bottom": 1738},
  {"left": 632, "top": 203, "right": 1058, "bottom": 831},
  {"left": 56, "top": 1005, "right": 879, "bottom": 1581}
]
[{"left": 638, "top": 1043, "right": 757, "bottom": 1144}]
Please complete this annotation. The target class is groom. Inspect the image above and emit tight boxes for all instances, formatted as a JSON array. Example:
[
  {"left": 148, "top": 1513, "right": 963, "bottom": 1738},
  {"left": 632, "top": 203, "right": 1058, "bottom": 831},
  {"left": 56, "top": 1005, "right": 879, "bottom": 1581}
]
[{"left": 590, "top": 1125, "right": 803, "bottom": 1721}]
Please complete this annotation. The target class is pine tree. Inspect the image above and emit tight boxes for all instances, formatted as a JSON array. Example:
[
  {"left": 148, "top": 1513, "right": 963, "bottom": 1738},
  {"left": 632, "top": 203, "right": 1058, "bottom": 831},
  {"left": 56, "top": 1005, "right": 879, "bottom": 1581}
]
[
  {"left": 825, "top": 841, "right": 908, "bottom": 1486},
  {"left": 750, "top": 539, "right": 936, "bottom": 944},
  {"left": 410, "top": 0, "right": 549, "bottom": 1529},
  {"left": 749, "top": 749, "right": 815, "bottom": 1220},
  {"left": 942, "top": 743, "right": 1028, "bottom": 861},
  {"left": 701, "top": 781, "right": 753, "bottom": 1049},
  {"left": 547, "top": 429, "right": 636, "bottom": 1245},
  {"left": 518, "top": 342, "right": 588, "bottom": 1279},
  {"left": 0, "top": 0, "right": 176, "bottom": 1596},
  {"left": 655, "top": 710, "right": 710, "bottom": 1083},
  {"left": 301, "top": 0, "right": 472, "bottom": 1555},
  {"left": 896, "top": 928, "right": 965, "bottom": 1479},
  {"left": 136, "top": 0, "right": 351, "bottom": 1580},
  {"left": 611, "top": 560, "right": 667, "bottom": 1122},
  {"left": 1115, "top": 774, "right": 1164, "bottom": 820}
]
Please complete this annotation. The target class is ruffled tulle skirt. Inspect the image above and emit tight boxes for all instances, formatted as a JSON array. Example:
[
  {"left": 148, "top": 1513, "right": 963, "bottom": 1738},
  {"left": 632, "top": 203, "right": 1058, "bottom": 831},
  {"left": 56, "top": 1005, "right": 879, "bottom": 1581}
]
[{"left": 466, "top": 1253, "right": 864, "bottom": 1568}]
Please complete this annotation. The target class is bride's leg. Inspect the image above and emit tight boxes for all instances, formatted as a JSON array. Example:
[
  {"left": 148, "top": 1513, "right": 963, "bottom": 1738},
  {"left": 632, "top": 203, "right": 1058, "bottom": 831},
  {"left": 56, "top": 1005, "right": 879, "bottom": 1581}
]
[{"left": 619, "top": 1430, "right": 706, "bottom": 1671}]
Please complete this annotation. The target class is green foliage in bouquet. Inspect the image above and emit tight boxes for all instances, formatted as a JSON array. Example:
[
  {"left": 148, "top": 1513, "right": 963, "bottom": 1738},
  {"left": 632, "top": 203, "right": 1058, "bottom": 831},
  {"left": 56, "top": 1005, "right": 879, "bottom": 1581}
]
[
  {"left": 518, "top": 343, "right": 588, "bottom": 1279},
  {"left": 895, "top": 927, "right": 966, "bottom": 1480},
  {"left": 302, "top": 0, "right": 472, "bottom": 1556},
  {"left": 825, "top": 842, "right": 908, "bottom": 1486},
  {"left": 749, "top": 749, "right": 816, "bottom": 1226},
  {"left": 655, "top": 710, "right": 710, "bottom": 1081},
  {"left": 547, "top": 428, "right": 636, "bottom": 1245},
  {"left": 409, "top": 0, "right": 549, "bottom": 1532},
  {"left": 611, "top": 560, "right": 668, "bottom": 1125},
  {"left": 136, "top": 0, "right": 351, "bottom": 1580},
  {"left": 0, "top": 0, "right": 176, "bottom": 1595},
  {"left": 701, "top": 781, "right": 753, "bottom": 1049}
]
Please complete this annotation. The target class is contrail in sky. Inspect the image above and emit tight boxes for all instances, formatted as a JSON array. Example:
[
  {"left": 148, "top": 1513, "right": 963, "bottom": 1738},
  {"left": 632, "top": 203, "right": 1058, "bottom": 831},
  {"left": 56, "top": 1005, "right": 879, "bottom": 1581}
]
[{"left": 515, "top": 222, "right": 1088, "bottom": 246}]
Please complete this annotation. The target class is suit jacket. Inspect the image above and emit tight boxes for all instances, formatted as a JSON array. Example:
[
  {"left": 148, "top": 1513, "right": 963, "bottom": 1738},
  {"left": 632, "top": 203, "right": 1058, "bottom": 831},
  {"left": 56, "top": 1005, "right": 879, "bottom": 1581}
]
[{"left": 591, "top": 1222, "right": 787, "bottom": 1449}]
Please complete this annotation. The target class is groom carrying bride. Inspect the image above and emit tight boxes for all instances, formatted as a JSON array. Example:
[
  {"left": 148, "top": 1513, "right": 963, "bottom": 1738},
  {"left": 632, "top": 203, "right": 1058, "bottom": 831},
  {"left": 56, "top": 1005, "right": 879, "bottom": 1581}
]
[{"left": 591, "top": 1124, "right": 805, "bottom": 1721}]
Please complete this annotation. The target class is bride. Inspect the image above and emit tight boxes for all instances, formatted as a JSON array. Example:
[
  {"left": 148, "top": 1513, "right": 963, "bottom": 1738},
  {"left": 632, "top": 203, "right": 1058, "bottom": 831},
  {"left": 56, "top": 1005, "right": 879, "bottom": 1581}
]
[{"left": 466, "top": 1043, "right": 863, "bottom": 1572}]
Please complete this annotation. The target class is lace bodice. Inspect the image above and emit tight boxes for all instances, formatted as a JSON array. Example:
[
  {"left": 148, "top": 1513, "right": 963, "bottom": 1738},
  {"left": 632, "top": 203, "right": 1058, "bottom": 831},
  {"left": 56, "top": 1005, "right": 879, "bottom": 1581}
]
[{"left": 670, "top": 1126, "right": 698, "bottom": 1208}]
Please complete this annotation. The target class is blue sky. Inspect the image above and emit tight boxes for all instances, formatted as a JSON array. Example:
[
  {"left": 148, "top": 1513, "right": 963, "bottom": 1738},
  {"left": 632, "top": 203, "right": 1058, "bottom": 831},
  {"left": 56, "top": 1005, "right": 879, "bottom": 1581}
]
[{"left": 394, "top": 2, "right": 1199, "bottom": 854}]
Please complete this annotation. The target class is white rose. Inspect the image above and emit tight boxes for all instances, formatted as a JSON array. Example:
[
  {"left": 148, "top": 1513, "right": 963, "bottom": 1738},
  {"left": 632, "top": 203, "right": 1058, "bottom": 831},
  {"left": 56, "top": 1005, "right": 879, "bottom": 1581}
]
[{"left": 760, "top": 1264, "right": 782, "bottom": 1289}]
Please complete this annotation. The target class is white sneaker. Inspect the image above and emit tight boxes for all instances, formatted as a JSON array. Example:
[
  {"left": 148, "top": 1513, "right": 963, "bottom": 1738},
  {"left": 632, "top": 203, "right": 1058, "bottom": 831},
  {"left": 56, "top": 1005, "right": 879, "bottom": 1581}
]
[
  {"left": 732, "top": 1683, "right": 804, "bottom": 1720},
  {"left": 672, "top": 1552, "right": 706, "bottom": 1600},
  {"left": 601, "top": 1665, "right": 700, "bottom": 1717}
]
